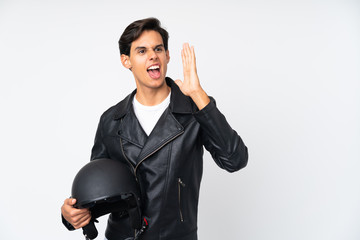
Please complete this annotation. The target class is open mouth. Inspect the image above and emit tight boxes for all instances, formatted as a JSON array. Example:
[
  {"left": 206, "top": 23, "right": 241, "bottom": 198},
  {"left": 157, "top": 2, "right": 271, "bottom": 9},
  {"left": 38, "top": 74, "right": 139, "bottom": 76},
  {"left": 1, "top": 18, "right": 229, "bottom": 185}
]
[{"left": 147, "top": 65, "right": 161, "bottom": 79}]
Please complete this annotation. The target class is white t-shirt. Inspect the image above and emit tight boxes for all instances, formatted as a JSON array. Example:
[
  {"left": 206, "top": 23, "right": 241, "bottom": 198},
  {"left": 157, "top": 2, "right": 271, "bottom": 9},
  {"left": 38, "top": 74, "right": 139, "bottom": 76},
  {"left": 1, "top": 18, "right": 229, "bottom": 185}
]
[{"left": 132, "top": 92, "right": 171, "bottom": 136}]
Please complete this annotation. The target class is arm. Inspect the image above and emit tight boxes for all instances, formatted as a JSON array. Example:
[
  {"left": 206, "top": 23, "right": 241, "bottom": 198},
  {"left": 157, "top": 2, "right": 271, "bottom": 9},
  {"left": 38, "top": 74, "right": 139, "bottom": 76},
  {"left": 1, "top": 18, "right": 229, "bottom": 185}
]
[
  {"left": 194, "top": 98, "right": 248, "bottom": 172},
  {"left": 175, "top": 43, "right": 248, "bottom": 172},
  {"left": 61, "top": 116, "right": 108, "bottom": 230}
]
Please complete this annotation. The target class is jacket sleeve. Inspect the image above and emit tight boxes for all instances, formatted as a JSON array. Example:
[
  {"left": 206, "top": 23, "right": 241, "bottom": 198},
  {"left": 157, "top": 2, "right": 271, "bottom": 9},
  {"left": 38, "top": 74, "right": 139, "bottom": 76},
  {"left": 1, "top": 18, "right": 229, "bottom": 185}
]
[
  {"left": 62, "top": 215, "right": 75, "bottom": 231},
  {"left": 90, "top": 114, "right": 110, "bottom": 161},
  {"left": 194, "top": 97, "right": 248, "bottom": 172}
]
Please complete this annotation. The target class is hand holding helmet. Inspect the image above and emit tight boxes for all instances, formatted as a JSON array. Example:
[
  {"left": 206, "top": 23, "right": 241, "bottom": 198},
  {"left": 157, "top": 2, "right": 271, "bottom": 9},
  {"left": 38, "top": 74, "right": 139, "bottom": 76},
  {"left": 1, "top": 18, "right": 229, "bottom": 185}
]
[
  {"left": 64, "top": 158, "right": 145, "bottom": 240},
  {"left": 61, "top": 198, "right": 91, "bottom": 229}
]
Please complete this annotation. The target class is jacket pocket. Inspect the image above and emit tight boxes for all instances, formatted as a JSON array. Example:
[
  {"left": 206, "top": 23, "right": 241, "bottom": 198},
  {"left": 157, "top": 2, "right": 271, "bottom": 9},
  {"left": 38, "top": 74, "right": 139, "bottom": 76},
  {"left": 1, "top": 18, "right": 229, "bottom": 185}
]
[{"left": 178, "top": 178, "right": 186, "bottom": 222}]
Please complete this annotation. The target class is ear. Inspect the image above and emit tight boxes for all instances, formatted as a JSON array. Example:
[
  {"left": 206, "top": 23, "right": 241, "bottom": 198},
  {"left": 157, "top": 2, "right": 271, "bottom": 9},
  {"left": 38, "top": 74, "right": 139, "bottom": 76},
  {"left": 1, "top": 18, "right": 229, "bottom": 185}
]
[
  {"left": 121, "top": 54, "right": 131, "bottom": 69},
  {"left": 166, "top": 50, "right": 170, "bottom": 64}
]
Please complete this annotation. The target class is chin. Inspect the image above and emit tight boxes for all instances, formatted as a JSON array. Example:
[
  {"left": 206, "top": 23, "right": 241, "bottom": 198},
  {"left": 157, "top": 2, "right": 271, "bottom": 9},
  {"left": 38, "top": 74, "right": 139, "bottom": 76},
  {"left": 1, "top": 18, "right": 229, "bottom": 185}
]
[{"left": 148, "top": 80, "right": 166, "bottom": 89}]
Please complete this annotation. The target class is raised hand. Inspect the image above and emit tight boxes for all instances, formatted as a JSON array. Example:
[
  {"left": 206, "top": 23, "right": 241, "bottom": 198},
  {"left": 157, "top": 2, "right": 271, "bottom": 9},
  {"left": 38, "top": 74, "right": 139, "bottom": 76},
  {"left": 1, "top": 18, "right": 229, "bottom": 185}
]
[{"left": 175, "top": 43, "right": 210, "bottom": 110}]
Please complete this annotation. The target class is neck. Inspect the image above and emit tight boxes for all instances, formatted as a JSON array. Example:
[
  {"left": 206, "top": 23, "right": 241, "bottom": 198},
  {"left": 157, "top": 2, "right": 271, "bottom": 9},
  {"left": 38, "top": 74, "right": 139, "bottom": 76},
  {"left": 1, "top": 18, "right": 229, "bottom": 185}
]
[{"left": 135, "top": 82, "right": 171, "bottom": 106}]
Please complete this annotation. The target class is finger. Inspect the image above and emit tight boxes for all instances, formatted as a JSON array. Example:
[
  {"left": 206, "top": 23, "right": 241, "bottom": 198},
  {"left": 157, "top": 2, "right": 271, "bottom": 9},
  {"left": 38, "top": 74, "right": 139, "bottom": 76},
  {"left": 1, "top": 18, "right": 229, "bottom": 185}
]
[
  {"left": 69, "top": 209, "right": 91, "bottom": 227},
  {"left": 174, "top": 79, "right": 183, "bottom": 88},
  {"left": 181, "top": 48, "right": 186, "bottom": 68},
  {"left": 73, "top": 211, "right": 92, "bottom": 229},
  {"left": 64, "top": 198, "right": 76, "bottom": 206},
  {"left": 183, "top": 43, "right": 191, "bottom": 65},
  {"left": 71, "top": 208, "right": 90, "bottom": 217},
  {"left": 182, "top": 43, "right": 193, "bottom": 73},
  {"left": 183, "top": 42, "right": 190, "bottom": 53},
  {"left": 78, "top": 214, "right": 92, "bottom": 229},
  {"left": 190, "top": 46, "right": 197, "bottom": 72},
  {"left": 185, "top": 44, "right": 196, "bottom": 69},
  {"left": 62, "top": 201, "right": 88, "bottom": 218},
  {"left": 190, "top": 46, "right": 196, "bottom": 62}
]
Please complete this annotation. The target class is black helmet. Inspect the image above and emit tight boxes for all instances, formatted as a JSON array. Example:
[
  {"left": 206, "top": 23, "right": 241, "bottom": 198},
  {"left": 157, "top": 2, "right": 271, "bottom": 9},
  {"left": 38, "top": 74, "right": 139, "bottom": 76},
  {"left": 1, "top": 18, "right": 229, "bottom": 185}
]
[{"left": 71, "top": 158, "right": 145, "bottom": 239}]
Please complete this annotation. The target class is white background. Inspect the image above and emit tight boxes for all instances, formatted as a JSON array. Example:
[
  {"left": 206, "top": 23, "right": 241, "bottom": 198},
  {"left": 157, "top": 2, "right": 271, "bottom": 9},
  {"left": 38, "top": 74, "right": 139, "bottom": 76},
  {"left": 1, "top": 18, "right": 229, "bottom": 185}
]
[{"left": 0, "top": 0, "right": 359, "bottom": 239}]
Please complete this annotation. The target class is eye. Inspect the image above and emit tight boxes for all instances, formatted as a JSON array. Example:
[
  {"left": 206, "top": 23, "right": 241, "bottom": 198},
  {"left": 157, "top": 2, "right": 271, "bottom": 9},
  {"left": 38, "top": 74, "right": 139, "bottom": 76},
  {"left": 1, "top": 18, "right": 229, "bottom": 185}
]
[
  {"left": 155, "top": 47, "right": 163, "bottom": 52},
  {"left": 138, "top": 49, "right": 145, "bottom": 54}
]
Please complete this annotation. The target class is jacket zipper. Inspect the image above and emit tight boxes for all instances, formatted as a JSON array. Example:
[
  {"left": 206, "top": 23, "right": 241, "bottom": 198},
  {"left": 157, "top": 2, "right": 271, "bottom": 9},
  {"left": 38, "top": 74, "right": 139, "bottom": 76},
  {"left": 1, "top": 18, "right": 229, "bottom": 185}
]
[
  {"left": 178, "top": 178, "right": 186, "bottom": 222},
  {"left": 134, "top": 131, "right": 184, "bottom": 176}
]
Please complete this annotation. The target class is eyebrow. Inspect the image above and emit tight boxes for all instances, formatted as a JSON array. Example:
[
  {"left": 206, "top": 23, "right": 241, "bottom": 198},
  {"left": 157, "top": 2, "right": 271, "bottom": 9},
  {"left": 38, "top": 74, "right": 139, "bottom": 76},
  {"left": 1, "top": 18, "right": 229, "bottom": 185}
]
[{"left": 134, "top": 44, "right": 164, "bottom": 51}]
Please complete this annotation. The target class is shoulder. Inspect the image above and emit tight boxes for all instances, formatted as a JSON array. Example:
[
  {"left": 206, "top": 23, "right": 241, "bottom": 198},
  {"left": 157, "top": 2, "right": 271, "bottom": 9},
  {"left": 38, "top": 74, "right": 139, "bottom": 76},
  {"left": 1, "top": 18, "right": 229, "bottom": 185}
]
[{"left": 99, "top": 90, "right": 136, "bottom": 122}]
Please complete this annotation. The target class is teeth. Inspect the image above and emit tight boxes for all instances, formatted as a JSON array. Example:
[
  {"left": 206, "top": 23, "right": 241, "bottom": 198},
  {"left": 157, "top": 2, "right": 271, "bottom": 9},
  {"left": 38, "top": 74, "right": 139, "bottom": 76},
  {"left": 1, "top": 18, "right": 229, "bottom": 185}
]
[{"left": 148, "top": 65, "right": 160, "bottom": 70}]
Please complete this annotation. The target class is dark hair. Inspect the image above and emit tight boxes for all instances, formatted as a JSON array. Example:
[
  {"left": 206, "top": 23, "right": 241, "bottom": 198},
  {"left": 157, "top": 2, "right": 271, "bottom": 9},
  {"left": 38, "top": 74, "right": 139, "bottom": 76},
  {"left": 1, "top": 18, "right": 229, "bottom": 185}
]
[{"left": 118, "top": 17, "right": 169, "bottom": 56}]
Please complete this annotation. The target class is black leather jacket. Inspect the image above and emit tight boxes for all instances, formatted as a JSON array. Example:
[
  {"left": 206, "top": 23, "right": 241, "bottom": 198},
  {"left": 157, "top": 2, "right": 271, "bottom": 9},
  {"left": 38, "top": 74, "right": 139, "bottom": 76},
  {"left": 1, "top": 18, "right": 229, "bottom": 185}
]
[{"left": 65, "top": 78, "right": 248, "bottom": 240}]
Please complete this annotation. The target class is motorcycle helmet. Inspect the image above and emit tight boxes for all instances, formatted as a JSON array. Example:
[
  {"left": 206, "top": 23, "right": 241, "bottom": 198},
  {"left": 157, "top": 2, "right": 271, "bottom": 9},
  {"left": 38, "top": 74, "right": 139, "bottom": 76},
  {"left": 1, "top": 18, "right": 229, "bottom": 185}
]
[{"left": 71, "top": 158, "right": 145, "bottom": 239}]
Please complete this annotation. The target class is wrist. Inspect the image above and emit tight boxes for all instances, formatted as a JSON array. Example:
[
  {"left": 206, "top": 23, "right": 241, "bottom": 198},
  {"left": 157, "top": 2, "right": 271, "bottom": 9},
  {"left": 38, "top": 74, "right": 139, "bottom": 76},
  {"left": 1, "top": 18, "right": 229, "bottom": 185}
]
[{"left": 189, "top": 88, "right": 210, "bottom": 110}]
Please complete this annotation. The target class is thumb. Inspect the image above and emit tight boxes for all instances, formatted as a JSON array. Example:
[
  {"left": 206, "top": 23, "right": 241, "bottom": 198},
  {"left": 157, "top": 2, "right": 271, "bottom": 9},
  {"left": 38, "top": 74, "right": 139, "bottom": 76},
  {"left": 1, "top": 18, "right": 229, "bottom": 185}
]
[
  {"left": 66, "top": 198, "right": 76, "bottom": 206},
  {"left": 174, "top": 79, "right": 183, "bottom": 88}
]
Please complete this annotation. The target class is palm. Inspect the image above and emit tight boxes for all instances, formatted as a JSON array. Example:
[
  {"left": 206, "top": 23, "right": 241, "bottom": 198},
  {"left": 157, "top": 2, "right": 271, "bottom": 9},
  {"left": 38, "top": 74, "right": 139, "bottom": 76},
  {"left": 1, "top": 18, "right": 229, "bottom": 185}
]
[
  {"left": 175, "top": 43, "right": 201, "bottom": 96},
  {"left": 175, "top": 43, "right": 210, "bottom": 110}
]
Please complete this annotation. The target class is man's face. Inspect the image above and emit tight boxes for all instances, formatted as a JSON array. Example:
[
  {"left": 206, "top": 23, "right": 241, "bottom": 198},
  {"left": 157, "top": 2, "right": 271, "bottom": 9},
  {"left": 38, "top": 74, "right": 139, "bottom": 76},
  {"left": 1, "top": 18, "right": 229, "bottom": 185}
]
[{"left": 122, "top": 30, "right": 170, "bottom": 91}]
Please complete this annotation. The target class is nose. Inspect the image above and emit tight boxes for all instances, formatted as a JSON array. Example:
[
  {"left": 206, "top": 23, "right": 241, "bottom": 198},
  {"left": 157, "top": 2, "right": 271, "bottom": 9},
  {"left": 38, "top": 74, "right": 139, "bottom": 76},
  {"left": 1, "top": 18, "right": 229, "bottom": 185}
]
[{"left": 148, "top": 49, "right": 158, "bottom": 60}]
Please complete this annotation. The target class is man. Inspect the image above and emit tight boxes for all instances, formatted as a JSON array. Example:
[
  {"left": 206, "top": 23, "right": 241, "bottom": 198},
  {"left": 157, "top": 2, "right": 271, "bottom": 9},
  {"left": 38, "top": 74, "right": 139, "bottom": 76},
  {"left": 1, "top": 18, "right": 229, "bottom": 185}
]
[{"left": 62, "top": 17, "right": 248, "bottom": 240}]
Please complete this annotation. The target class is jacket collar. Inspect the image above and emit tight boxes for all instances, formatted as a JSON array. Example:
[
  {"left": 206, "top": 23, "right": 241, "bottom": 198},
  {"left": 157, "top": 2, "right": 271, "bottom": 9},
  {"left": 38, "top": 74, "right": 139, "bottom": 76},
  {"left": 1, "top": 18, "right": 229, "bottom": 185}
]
[{"left": 113, "top": 77, "right": 194, "bottom": 120}]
